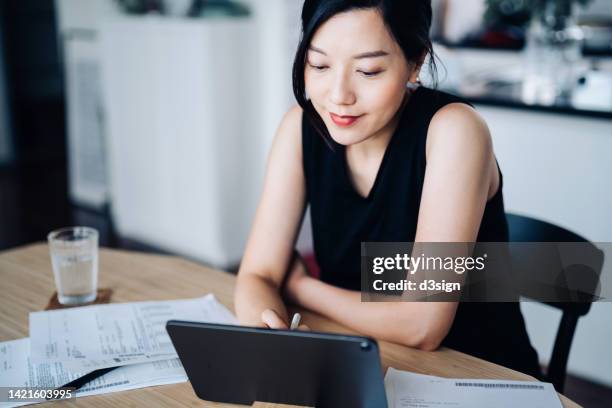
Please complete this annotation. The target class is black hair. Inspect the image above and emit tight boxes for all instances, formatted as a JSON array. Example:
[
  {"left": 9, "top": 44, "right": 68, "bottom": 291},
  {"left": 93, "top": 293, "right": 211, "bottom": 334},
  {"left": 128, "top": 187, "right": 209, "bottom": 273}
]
[{"left": 292, "top": 0, "right": 437, "bottom": 144}]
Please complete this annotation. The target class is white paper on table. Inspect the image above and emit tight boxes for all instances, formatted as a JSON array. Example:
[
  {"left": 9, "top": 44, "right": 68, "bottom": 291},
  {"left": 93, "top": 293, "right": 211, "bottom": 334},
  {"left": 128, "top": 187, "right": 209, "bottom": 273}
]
[
  {"left": 0, "top": 338, "right": 187, "bottom": 408},
  {"left": 385, "top": 367, "right": 563, "bottom": 408},
  {"left": 29, "top": 294, "right": 237, "bottom": 371}
]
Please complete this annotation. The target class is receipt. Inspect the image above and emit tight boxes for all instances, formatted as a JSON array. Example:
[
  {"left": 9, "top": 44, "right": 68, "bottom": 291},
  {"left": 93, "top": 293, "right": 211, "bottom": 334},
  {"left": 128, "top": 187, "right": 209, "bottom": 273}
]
[
  {"left": 0, "top": 338, "right": 187, "bottom": 408},
  {"left": 385, "top": 368, "right": 563, "bottom": 408},
  {"left": 29, "top": 294, "right": 237, "bottom": 371}
]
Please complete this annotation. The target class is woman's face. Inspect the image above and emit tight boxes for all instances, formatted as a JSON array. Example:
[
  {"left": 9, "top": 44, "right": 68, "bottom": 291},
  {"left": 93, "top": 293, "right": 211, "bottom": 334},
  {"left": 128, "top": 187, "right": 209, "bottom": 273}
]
[{"left": 304, "top": 8, "right": 417, "bottom": 146}]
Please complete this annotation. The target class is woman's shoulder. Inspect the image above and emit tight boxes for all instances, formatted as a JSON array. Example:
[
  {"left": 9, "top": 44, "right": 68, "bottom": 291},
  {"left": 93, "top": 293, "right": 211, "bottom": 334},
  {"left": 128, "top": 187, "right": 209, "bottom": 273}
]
[
  {"left": 271, "top": 105, "right": 303, "bottom": 153},
  {"left": 278, "top": 104, "right": 303, "bottom": 138},
  {"left": 426, "top": 98, "right": 492, "bottom": 159},
  {"left": 421, "top": 94, "right": 498, "bottom": 198},
  {"left": 403, "top": 87, "right": 479, "bottom": 139}
]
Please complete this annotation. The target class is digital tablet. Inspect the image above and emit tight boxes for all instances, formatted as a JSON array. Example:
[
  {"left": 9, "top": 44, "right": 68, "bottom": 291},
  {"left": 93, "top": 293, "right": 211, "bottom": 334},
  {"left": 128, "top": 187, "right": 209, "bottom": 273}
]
[{"left": 166, "top": 320, "right": 387, "bottom": 407}]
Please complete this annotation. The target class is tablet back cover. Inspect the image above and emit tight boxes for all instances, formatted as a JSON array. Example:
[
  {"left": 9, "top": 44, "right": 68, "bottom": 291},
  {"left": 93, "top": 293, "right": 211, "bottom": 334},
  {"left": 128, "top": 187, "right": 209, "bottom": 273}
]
[{"left": 166, "top": 321, "right": 387, "bottom": 407}]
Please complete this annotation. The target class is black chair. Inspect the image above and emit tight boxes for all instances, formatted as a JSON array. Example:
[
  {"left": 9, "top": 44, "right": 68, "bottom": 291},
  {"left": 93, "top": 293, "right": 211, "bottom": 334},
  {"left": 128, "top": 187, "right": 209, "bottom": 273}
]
[{"left": 506, "top": 213, "right": 604, "bottom": 393}]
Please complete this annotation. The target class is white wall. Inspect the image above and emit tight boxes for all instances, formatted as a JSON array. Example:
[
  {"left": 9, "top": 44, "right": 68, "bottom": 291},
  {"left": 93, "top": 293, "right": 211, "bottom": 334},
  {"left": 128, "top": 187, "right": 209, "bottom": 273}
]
[
  {"left": 245, "top": 0, "right": 301, "bottom": 155},
  {"left": 481, "top": 108, "right": 612, "bottom": 242},
  {"left": 244, "top": 0, "right": 317, "bottom": 253},
  {"left": 478, "top": 105, "right": 612, "bottom": 387}
]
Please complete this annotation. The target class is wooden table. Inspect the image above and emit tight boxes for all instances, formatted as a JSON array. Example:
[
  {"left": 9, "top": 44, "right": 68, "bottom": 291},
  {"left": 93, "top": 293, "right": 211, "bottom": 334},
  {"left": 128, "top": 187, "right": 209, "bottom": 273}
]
[{"left": 0, "top": 243, "right": 581, "bottom": 407}]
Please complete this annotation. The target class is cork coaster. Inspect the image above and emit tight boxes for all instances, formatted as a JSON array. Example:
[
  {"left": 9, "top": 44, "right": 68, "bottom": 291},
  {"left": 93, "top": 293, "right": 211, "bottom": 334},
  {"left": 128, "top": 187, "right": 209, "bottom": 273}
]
[{"left": 45, "top": 288, "right": 113, "bottom": 310}]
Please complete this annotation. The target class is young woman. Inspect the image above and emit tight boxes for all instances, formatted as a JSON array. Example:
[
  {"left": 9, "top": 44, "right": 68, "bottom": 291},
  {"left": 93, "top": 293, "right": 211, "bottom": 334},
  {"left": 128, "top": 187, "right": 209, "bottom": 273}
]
[{"left": 234, "top": 0, "right": 541, "bottom": 378}]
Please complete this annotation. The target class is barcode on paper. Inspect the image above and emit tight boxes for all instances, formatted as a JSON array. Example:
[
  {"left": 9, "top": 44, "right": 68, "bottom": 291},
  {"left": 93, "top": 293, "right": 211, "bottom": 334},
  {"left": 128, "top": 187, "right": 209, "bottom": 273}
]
[{"left": 454, "top": 382, "right": 544, "bottom": 390}]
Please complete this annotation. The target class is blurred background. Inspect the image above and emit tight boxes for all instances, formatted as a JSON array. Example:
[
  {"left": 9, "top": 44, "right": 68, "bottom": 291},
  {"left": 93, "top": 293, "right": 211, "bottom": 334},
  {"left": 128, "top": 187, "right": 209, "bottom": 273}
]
[{"left": 0, "top": 0, "right": 610, "bottom": 405}]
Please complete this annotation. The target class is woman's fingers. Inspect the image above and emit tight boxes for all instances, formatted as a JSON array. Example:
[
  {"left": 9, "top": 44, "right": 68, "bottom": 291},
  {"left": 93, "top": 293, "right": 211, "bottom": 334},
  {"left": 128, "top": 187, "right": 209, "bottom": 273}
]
[
  {"left": 261, "top": 309, "right": 289, "bottom": 329},
  {"left": 261, "top": 309, "right": 310, "bottom": 331}
]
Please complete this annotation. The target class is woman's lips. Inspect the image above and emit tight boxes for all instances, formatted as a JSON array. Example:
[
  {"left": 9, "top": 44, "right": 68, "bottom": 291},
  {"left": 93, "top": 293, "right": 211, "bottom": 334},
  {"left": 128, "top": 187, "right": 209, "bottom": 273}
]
[{"left": 330, "top": 112, "right": 363, "bottom": 127}]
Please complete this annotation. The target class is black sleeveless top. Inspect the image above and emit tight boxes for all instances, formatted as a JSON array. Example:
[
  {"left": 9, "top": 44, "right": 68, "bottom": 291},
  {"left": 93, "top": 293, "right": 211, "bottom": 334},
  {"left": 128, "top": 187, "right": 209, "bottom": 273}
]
[{"left": 302, "top": 87, "right": 541, "bottom": 378}]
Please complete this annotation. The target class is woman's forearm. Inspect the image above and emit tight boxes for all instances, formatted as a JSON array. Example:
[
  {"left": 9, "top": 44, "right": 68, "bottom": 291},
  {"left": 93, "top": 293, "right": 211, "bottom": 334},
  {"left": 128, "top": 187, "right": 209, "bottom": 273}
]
[
  {"left": 292, "top": 276, "right": 451, "bottom": 350},
  {"left": 234, "top": 273, "right": 289, "bottom": 327}
]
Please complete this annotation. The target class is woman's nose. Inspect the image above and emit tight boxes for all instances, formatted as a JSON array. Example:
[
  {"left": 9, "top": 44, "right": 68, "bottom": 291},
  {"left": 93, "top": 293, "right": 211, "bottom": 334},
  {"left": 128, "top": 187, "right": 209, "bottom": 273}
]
[{"left": 329, "top": 73, "right": 356, "bottom": 106}]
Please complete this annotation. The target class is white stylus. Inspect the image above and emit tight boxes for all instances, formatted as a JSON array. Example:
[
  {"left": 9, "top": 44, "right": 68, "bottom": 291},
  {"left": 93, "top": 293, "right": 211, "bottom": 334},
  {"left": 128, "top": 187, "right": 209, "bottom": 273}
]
[{"left": 289, "top": 313, "right": 301, "bottom": 330}]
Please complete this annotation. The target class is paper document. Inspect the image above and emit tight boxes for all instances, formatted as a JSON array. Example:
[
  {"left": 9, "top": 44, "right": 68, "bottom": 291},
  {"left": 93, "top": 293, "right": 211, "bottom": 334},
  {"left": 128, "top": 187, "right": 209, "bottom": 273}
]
[
  {"left": 385, "top": 368, "right": 563, "bottom": 408},
  {"left": 29, "top": 294, "right": 237, "bottom": 371},
  {"left": 0, "top": 338, "right": 187, "bottom": 408}
]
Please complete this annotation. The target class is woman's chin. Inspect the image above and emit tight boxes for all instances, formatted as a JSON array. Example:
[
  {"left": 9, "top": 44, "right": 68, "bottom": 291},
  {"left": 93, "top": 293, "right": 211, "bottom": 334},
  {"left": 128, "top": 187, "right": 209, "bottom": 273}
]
[{"left": 328, "top": 129, "right": 369, "bottom": 146}]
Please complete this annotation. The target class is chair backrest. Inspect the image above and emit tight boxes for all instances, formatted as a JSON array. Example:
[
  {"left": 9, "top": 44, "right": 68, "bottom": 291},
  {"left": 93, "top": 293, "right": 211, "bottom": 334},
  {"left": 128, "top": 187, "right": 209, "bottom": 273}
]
[
  {"left": 506, "top": 213, "right": 603, "bottom": 315},
  {"left": 505, "top": 213, "right": 604, "bottom": 392}
]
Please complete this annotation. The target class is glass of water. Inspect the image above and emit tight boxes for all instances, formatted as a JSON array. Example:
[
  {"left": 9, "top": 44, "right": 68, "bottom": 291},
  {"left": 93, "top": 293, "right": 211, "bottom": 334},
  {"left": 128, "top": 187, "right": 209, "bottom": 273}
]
[{"left": 48, "top": 227, "right": 99, "bottom": 305}]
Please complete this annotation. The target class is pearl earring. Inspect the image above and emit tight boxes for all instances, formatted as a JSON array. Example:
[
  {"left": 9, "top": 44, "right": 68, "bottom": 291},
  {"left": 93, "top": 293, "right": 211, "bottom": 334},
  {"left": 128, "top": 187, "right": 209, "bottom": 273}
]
[{"left": 406, "top": 79, "right": 421, "bottom": 91}]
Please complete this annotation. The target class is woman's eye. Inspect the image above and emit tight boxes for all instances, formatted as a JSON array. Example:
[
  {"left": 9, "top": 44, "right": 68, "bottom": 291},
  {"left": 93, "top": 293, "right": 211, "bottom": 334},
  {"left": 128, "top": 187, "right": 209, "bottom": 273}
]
[
  {"left": 308, "top": 63, "right": 328, "bottom": 71},
  {"left": 359, "top": 70, "right": 383, "bottom": 77}
]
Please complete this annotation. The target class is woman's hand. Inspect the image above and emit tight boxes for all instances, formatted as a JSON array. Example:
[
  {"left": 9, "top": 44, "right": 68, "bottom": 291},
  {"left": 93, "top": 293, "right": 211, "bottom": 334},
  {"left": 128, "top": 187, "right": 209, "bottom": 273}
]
[
  {"left": 261, "top": 308, "right": 289, "bottom": 329},
  {"left": 261, "top": 308, "right": 310, "bottom": 330}
]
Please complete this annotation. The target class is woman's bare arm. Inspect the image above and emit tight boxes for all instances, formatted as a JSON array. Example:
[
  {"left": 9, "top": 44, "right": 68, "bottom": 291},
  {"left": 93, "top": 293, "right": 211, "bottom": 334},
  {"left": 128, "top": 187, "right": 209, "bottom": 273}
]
[
  {"left": 284, "top": 103, "right": 496, "bottom": 350},
  {"left": 234, "top": 105, "right": 307, "bottom": 328}
]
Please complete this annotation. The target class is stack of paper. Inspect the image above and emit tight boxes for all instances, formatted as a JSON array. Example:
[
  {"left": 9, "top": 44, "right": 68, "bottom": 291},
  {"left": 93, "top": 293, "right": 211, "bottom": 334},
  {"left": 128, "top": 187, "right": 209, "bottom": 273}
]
[
  {"left": 385, "top": 367, "right": 563, "bottom": 408},
  {"left": 0, "top": 294, "right": 237, "bottom": 407}
]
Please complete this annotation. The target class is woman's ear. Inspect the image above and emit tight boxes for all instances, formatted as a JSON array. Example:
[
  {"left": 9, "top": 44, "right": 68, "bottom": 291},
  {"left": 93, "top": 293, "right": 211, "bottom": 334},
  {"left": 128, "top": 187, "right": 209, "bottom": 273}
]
[
  {"left": 407, "top": 63, "right": 422, "bottom": 89},
  {"left": 408, "top": 51, "right": 428, "bottom": 85},
  {"left": 408, "top": 66, "right": 421, "bottom": 83}
]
